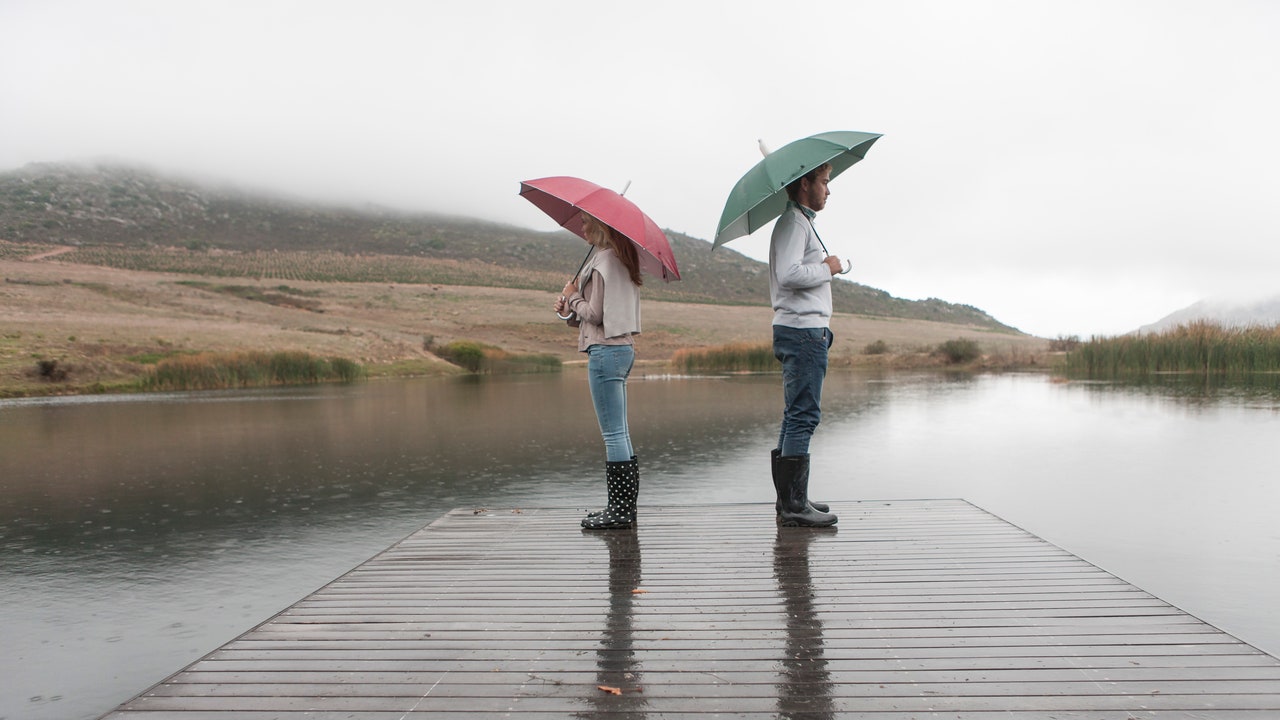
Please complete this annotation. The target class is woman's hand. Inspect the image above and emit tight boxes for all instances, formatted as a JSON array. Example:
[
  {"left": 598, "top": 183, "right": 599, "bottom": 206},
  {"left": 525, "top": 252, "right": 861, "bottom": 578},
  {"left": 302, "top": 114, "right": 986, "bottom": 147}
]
[
  {"left": 562, "top": 278, "right": 578, "bottom": 297},
  {"left": 553, "top": 295, "right": 568, "bottom": 314}
]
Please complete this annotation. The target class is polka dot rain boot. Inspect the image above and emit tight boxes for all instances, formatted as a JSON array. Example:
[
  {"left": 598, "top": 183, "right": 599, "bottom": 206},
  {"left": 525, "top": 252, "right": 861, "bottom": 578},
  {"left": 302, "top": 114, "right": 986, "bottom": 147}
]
[{"left": 582, "top": 457, "right": 639, "bottom": 530}]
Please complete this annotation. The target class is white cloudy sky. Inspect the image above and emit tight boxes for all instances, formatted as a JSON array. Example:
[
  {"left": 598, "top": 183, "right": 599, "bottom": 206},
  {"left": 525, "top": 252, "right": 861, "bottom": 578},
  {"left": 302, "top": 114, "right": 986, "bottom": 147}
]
[{"left": 3, "top": 0, "right": 1277, "bottom": 338}]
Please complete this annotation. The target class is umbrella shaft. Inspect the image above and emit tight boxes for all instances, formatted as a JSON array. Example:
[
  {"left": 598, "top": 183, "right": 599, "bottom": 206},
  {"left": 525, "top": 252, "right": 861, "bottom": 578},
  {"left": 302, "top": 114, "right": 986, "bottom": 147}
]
[
  {"left": 806, "top": 216, "right": 851, "bottom": 274},
  {"left": 572, "top": 246, "right": 595, "bottom": 282}
]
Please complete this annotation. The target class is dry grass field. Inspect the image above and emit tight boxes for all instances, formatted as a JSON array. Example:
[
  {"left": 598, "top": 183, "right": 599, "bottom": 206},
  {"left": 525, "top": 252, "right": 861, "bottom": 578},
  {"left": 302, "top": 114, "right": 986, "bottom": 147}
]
[{"left": 1, "top": 253, "right": 1050, "bottom": 397}]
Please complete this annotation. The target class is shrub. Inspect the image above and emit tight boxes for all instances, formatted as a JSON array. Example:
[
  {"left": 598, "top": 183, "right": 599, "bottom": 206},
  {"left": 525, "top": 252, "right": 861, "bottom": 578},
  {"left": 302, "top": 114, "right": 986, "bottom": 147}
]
[
  {"left": 938, "top": 338, "right": 981, "bottom": 364},
  {"left": 1049, "top": 334, "right": 1081, "bottom": 352},
  {"left": 329, "top": 357, "right": 364, "bottom": 382},
  {"left": 37, "top": 359, "right": 68, "bottom": 382},
  {"left": 435, "top": 341, "right": 487, "bottom": 372},
  {"left": 863, "top": 339, "right": 890, "bottom": 355},
  {"left": 432, "top": 340, "right": 560, "bottom": 374}
]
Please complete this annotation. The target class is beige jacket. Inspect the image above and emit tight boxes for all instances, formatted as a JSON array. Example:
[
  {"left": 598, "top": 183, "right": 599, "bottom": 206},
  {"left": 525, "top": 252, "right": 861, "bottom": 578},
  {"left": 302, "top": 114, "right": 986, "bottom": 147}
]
[{"left": 564, "top": 248, "right": 640, "bottom": 352}]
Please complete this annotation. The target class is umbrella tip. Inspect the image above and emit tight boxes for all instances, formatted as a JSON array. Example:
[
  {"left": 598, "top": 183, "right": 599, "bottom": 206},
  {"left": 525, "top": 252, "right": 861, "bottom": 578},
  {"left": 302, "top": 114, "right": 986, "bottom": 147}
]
[
  {"left": 619, "top": 179, "right": 632, "bottom": 196},
  {"left": 757, "top": 139, "right": 772, "bottom": 156}
]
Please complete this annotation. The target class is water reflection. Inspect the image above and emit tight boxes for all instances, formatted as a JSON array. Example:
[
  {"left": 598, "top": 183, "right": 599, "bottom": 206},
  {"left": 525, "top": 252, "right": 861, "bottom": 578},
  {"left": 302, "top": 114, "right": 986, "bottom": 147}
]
[
  {"left": 0, "top": 373, "right": 784, "bottom": 557},
  {"left": 773, "top": 526, "right": 837, "bottom": 719},
  {"left": 4, "top": 370, "right": 1280, "bottom": 720},
  {"left": 576, "top": 528, "right": 646, "bottom": 718},
  {"left": 2, "top": 373, "right": 788, "bottom": 720},
  {"left": 1074, "top": 372, "right": 1280, "bottom": 410}
]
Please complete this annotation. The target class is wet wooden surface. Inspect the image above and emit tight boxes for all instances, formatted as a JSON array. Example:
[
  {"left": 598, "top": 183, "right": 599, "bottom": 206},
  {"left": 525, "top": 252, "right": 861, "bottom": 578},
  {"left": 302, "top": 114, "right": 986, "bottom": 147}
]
[{"left": 102, "top": 499, "right": 1280, "bottom": 718}]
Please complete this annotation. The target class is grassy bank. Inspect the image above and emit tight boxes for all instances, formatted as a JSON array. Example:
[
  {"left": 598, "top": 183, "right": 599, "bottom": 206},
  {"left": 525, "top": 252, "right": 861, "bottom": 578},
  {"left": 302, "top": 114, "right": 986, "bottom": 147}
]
[
  {"left": 669, "top": 337, "right": 1047, "bottom": 373},
  {"left": 671, "top": 342, "right": 777, "bottom": 373},
  {"left": 143, "top": 350, "right": 364, "bottom": 391},
  {"left": 1, "top": 256, "right": 1048, "bottom": 398},
  {"left": 1063, "top": 321, "right": 1280, "bottom": 377},
  {"left": 7, "top": 343, "right": 560, "bottom": 398}
]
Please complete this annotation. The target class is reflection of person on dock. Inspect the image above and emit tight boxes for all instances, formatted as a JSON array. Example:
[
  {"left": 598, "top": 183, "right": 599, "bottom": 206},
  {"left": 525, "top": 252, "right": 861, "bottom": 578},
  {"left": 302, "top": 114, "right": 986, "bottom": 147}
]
[
  {"left": 577, "top": 527, "right": 647, "bottom": 718},
  {"left": 773, "top": 527, "right": 836, "bottom": 719}
]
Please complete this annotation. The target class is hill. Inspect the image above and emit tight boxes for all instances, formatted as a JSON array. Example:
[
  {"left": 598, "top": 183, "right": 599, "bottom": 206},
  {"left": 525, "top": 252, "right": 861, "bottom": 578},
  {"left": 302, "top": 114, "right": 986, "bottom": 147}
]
[
  {"left": 1138, "top": 294, "right": 1280, "bottom": 335},
  {"left": 0, "top": 162, "right": 1021, "bottom": 332}
]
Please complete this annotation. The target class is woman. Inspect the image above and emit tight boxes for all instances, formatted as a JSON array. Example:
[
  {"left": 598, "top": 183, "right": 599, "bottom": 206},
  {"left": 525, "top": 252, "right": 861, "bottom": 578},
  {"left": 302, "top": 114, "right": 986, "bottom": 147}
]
[{"left": 554, "top": 212, "right": 643, "bottom": 530}]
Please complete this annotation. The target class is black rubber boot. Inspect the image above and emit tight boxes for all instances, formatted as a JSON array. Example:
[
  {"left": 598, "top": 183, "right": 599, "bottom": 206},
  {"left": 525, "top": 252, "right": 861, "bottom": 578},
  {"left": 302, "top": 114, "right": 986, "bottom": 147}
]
[
  {"left": 588, "top": 455, "right": 636, "bottom": 518},
  {"left": 777, "top": 454, "right": 837, "bottom": 527},
  {"left": 772, "top": 449, "right": 829, "bottom": 515},
  {"left": 582, "top": 457, "right": 639, "bottom": 530}
]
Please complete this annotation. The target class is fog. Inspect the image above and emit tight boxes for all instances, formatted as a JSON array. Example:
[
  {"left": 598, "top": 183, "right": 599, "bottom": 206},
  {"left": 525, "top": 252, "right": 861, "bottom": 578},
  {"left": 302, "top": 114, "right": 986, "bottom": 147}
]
[{"left": 4, "top": 0, "right": 1278, "bottom": 337}]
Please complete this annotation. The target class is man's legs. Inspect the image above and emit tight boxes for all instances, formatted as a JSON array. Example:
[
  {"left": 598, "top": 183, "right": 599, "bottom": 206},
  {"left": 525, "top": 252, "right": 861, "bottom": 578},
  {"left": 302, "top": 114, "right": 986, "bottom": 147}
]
[
  {"left": 773, "top": 325, "right": 829, "bottom": 457},
  {"left": 772, "top": 326, "right": 836, "bottom": 526}
]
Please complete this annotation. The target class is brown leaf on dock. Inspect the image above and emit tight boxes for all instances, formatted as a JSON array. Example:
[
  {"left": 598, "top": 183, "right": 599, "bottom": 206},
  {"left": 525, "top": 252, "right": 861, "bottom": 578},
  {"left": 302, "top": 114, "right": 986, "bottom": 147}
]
[
  {"left": 597, "top": 685, "right": 623, "bottom": 695},
  {"left": 631, "top": 588, "right": 649, "bottom": 594}
]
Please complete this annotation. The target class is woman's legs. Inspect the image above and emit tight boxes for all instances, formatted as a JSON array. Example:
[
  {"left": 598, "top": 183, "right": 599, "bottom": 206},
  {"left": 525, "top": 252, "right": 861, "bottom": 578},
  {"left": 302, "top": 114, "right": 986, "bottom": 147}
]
[
  {"left": 583, "top": 344, "right": 639, "bottom": 530},
  {"left": 587, "top": 344, "right": 635, "bottom": 462}
]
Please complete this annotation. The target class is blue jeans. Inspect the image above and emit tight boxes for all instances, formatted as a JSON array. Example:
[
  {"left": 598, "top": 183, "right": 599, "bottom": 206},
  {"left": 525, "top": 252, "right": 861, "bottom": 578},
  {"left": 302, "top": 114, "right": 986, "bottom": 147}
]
[
  {"left": 587, "top": 344, "right": 635, "bottom": 462},
  {"left": 773, "top": 325, "right": 831, "bottom": 457}
]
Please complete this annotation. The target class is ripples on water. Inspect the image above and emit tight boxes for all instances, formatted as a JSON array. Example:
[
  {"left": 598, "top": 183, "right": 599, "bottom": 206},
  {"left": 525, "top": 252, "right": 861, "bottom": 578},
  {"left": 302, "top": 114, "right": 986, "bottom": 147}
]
[{"left": 2, "top": 371, "right": 1278, "bottom": 720}]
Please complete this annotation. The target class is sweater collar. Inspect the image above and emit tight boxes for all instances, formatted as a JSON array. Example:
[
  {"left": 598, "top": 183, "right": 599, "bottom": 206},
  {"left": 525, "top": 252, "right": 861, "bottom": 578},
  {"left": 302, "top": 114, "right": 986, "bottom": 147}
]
[{"left": 787, "top": 200, "right": 817, "bottom": 221}]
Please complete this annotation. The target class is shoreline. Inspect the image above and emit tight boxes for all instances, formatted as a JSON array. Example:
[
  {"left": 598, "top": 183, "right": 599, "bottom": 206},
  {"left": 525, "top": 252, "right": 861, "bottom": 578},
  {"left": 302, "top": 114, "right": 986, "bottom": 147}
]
[{"left": 1, "top": 258, "right": 1052, "bottom": 399}]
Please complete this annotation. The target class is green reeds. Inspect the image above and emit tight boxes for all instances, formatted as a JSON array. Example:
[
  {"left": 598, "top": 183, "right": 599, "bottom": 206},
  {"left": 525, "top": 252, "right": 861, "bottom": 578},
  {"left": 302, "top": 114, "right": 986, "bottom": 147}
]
[
  {"left": 670, "top": 342, "right": 777, "bottom": 373},
  {"left": 430, "top": 340, "right": 560, "bottom": 374},
  {"left": 143, "top": 350, "right": 364, "bottom": 391},
  {"left": 1063, "top": 321, "right": 1280, "bottom": 378}
]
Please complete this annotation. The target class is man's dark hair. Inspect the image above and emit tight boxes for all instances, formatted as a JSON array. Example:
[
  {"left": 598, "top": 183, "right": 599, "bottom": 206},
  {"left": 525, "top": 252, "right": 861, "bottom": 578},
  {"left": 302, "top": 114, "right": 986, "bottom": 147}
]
[{"left": 784, "top": 162, "right": 833, "bottom": 201}]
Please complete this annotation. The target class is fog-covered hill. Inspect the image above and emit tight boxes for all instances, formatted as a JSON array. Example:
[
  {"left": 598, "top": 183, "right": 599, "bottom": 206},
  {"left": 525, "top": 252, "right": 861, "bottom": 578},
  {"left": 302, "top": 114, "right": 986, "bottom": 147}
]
[
  {"left": 1139, "top": 295, "right": 1280, "bottom": 334},
  {"left": 1, "top": 162, "right": 1022, "bottom": 332}
]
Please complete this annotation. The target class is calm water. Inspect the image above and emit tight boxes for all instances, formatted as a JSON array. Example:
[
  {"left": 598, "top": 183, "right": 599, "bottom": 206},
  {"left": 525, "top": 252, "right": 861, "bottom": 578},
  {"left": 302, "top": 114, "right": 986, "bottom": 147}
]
[{"left": 2, "top": 370, "right": 1278, "bottom": 720}]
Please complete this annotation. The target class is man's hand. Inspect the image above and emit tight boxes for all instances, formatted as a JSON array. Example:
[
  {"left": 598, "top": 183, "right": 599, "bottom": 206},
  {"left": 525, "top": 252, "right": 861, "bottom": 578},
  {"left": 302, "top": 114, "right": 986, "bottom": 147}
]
[{"left": 823, "top": 256, "right": 842, "bottom": 275}]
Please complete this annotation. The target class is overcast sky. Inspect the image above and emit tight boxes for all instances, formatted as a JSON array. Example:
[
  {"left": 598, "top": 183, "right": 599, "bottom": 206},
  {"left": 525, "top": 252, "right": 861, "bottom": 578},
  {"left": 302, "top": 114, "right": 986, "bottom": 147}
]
[{"left": 3, "top": 0, "right": 1277, "bottom": 338}]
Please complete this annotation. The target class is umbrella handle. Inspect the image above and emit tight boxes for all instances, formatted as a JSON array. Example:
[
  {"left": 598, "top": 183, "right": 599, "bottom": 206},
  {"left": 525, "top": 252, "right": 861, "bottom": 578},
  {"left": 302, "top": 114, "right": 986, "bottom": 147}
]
[
  {"left": 554, "top": 246, "right": 594, "bottom": 320},
  {"left": 556, "top": 290, "right": 578, "bottom": 320},
  {"left": 556, "top": 296, "right": 575, "bottom": 321}
]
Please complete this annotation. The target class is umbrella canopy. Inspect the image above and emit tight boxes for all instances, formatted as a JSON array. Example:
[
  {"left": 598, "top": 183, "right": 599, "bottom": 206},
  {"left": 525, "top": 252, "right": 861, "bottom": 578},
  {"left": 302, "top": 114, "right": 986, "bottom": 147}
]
[
  {"left": 713, "top": 131, "right": 882, "bottom": 249},
  {"left": 519, "top": 176, "right": 681, "bottom": 282}
]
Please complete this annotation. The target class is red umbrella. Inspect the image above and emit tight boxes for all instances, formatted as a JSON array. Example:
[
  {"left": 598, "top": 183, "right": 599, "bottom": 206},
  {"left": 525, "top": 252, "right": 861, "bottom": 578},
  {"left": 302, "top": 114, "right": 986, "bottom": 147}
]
[{"left": 518, "top": 176, "right": 681, "bottom": 282}]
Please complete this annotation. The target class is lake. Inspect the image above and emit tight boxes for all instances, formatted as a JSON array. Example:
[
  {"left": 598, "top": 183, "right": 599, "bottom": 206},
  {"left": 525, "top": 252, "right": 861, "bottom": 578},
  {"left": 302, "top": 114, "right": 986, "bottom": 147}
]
[{"left": 2, "top": 370, "right": 1278, "bottom": 720}]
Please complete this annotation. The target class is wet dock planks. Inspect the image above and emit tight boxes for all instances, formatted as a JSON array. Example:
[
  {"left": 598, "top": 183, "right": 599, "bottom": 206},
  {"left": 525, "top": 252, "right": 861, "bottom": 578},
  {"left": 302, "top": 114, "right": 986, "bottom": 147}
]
[{"left": 102, "top": 499, "right": 1280, "bottom": 718}]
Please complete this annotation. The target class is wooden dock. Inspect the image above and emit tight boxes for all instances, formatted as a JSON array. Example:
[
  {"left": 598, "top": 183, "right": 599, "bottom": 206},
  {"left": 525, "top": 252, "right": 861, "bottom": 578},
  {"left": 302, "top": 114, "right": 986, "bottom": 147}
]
[{"left": 102, "top": 499, "right": 1280, "bottom": 718}]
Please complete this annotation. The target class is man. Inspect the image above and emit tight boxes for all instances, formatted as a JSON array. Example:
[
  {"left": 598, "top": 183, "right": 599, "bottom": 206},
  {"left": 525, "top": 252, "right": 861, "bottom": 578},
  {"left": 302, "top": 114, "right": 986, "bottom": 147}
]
[{"left": 770, "top": 162, "right": 840, "bottom": 527}]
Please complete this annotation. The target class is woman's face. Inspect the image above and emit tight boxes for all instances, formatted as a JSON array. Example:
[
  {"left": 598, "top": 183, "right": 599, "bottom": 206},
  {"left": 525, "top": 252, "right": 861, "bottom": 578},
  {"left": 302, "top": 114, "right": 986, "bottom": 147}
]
[{"left": 582, "top": 216, "right": 608, "bottom": 248}]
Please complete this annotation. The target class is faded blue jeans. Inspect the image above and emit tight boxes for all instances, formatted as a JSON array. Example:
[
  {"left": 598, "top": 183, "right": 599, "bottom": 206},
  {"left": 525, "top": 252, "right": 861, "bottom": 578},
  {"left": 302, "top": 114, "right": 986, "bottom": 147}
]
[
  {"left": 587, "top": 344, "right": 635, "bottom": 462},
  {"left": 773, "top": 324, "right": 831, "bottom": 457}
]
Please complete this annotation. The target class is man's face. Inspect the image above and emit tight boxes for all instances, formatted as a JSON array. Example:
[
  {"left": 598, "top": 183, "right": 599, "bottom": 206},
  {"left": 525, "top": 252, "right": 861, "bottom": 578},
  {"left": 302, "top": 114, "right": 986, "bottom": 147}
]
[{"left": 800, "top": 167, "right": 832, "bottom": 212}]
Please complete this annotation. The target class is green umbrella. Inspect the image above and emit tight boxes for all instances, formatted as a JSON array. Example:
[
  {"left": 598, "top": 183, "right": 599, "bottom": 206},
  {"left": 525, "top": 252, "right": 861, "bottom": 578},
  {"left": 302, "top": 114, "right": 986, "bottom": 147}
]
[{"left": 713, "top": 130, "right": 882, "bottom": 249}]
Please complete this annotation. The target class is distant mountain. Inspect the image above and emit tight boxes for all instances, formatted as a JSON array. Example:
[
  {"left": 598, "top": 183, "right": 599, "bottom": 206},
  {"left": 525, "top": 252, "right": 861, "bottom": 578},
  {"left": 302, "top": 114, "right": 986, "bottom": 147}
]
[
  {"left": 1139, "top": 295, "right": 1280, "bottom": 334},
  {"left": 0, "top": 162, "right": 1022, "bottom": 332}
]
